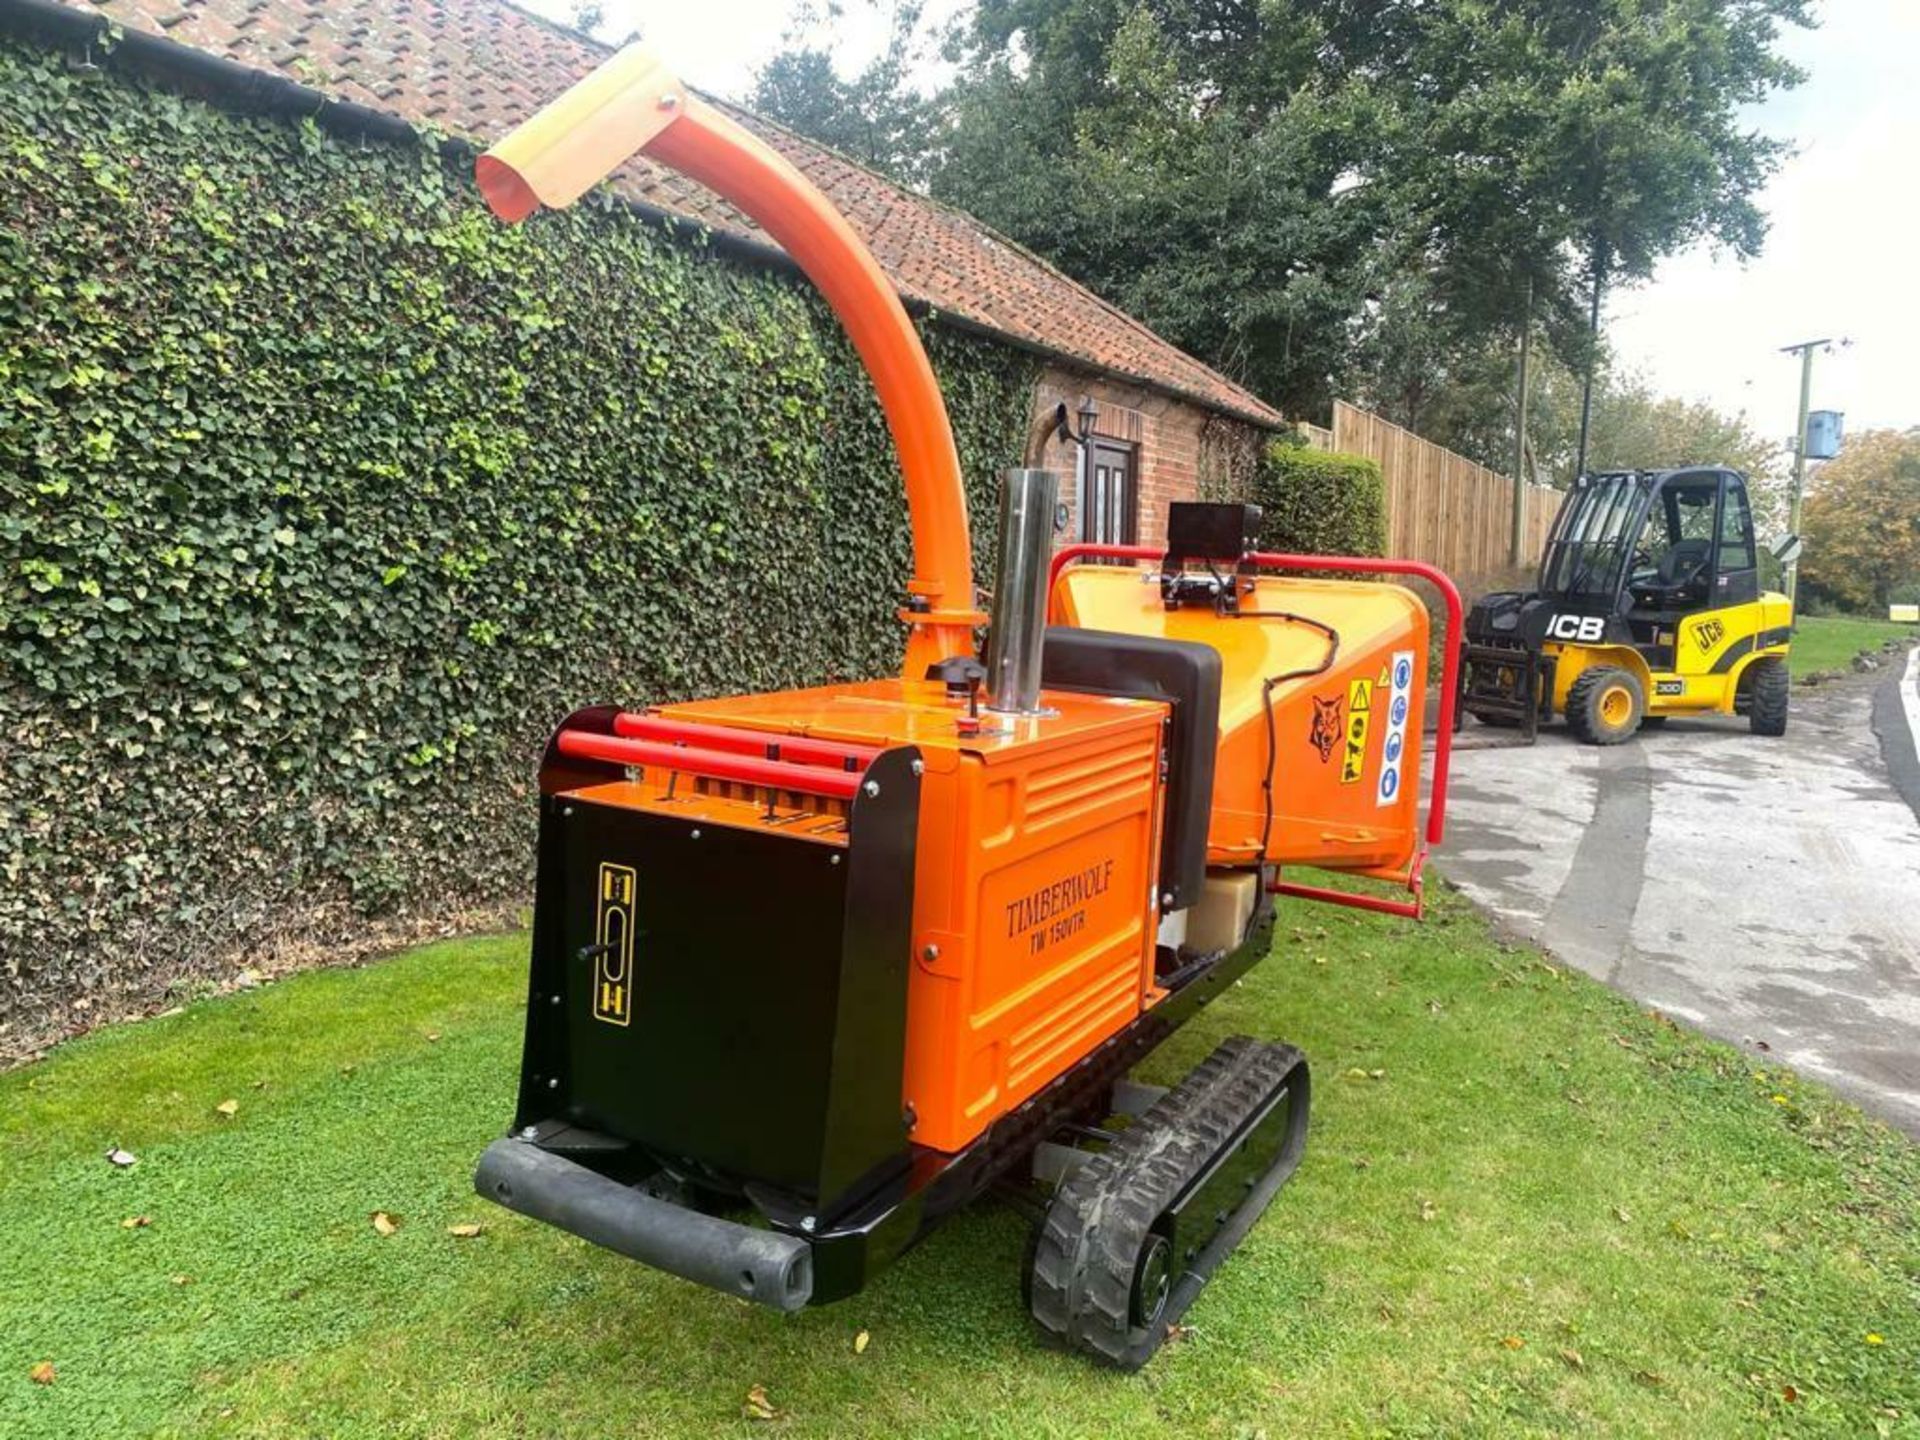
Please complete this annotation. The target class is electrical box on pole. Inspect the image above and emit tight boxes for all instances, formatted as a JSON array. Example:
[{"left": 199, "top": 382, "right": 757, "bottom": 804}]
[{"left": 1805, "top": 410, "right": 1844, "bottom": 460}]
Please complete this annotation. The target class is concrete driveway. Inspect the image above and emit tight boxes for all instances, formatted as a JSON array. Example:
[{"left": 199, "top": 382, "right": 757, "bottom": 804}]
[{"left": 1437, "top": 647, "right": 1920, "bottom": 1135}]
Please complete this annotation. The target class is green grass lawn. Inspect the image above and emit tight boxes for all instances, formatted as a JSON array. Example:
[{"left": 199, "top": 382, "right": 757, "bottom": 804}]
[
  {"left": 3, "top": 889, "right": 1916, "bottom": 1439},
  {"left": 1792, "top": 614, "right": 1914, "bottom": 678}
]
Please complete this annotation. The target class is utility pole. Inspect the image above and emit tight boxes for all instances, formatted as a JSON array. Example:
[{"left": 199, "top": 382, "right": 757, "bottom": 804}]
[
  {"left": 1573, "top": 254, "right": 1605, "bottom": 481},
  {"left": 1509, "top": 275, "right": 1533, "bottom": 567},
  {"left": 1779, "top": 337, "right": 1828, "bottom": 608}
]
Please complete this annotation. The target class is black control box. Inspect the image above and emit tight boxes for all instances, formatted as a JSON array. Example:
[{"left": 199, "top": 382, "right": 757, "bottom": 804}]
[{"left": 1164, "top": 502, "right": 1262, "bottom": 567}]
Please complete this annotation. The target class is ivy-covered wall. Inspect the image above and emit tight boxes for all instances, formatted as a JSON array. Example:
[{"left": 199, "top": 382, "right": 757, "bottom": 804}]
[{"left": 0, "top": 37, "right": 1037, "bottom": 1042}]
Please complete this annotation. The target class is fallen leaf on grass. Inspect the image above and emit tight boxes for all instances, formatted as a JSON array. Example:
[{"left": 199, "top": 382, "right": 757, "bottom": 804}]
[
  {"left": 105, "top": 1147, "right": 137, "bottom": 1168},
  {"left": 1500, "top": 1335, "right": 1525, "bottom": 1350},
  {"left": 120, "top": 1215, "right": 151, "bottom": 1230},
  {"left": 370, "top": 1211, "right": 400, "bottom": 1237},
  {"left": 852, "top": 1330, "right": 869, "bottom": 1355},
  {"left": 1560, "top": 1348, "right": 1585, "bottom": 1371},
  {"left": 1417, "top": 1199, "right": 1438, "bottom": 1223},
  {"left": 425, "top": 1031, "right": 442, "bottom": 1043},
  {"left": 743, "top": 1384, "right": 781, "bottom": 1421},
  {"left": 1866, "top": 1333, "right": 1885, "bottom": 1346},
  {"left": 446, "top": 1223, "right": 484, "bottom": 1239},
  {"left": 1633, "top": 1370, "right": 1665, "bottom": 1389},
  {"left": 1613, "top": 1206, "right": 1631, "bottom": 1224},
  {"left": 1165, "top": 1323, "right": 1196, "bottom": 1345},
  {"left": 170, "top": 1274, "right": 193, "bottom": 1286},
  {"left": 214, "top": 1099, "right": 239, "bottom": 1119},
  {"left": 1782, "top": 1384, "right": 1801, "bottom": 1403},
  {"left": 29, "top": 1362, "right": 56, "bottom": 1385}
]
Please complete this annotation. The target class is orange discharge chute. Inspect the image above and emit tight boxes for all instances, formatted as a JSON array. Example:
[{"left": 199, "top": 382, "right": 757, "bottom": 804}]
[{"left": 475, "top": 45, "right": 981, "bottom": 681}]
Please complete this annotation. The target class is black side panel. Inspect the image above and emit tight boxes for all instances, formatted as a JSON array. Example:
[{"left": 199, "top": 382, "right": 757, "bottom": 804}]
[
  {"left": 515, "top": 747, "right": 919, "bottom": 1220},
  {"left": 1041, "top": 628, "right": 1220, "bottom": 909}
]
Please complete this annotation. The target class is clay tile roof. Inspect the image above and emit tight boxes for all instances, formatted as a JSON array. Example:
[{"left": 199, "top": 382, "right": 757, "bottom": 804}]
[{"left": 51, "top": 0, "right": 1282, "bottom": 426}]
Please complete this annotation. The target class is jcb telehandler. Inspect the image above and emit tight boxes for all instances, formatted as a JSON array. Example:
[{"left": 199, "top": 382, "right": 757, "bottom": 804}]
[
  {"left": 1461, "top": 466, "right": 1792, "bottom": 744},
  {"left": 466, "top": 45, "right": 1462, "bottom": 1368}
]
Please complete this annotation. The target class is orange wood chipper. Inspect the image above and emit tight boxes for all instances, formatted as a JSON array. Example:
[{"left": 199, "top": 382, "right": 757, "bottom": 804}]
[{"left": 469, "top": 46, "right": 1463, "bottom": 1368}]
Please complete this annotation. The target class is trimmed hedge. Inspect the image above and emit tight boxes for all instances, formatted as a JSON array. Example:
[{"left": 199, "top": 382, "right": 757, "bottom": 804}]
[
  {"left": 1249, "top": 441, "right": 1388, "bottom": 557},
  {"left": 0, "top": 38, "right": 1036, "bottom": 1037}
]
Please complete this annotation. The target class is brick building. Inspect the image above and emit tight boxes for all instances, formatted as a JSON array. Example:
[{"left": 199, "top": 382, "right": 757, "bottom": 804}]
[{"left": 11, "top": 0, "right": 1283, "bottom": 548}]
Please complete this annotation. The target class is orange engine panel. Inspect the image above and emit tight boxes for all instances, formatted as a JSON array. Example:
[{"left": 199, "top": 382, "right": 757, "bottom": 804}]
[{"left": 650, "top": 680, "right": 1166, "bottom": 1155}]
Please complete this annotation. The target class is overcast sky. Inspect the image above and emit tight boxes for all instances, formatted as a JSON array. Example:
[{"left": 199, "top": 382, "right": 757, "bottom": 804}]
[
  {"left": 1607, "top": 0, "right": 1919, "bottom": 440},
  {"left": 532, "top": 0, "right": 1915, "bottom": 438}
]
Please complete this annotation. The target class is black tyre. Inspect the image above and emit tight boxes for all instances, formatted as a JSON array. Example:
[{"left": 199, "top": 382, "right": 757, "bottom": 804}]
[
  {"left": 1748, "top": 657, "right": 1789, "bottom": 736},
  {"left": 1565, "top": 666, "right": 1644, "bottom": 745}
]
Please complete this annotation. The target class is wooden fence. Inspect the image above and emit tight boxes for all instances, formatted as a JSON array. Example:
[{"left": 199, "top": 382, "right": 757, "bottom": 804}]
[{"left": 1330, "top": 401, "right": 1557, "bottom": 578}]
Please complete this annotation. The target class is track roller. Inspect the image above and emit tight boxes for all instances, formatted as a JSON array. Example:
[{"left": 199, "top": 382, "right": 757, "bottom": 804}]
[{"left": 1027, "top": 1035, "right": 1310, "bottom": 1369}]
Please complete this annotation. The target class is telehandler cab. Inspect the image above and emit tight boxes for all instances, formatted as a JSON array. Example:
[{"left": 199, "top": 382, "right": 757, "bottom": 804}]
[
  {"left": 1461, "top": 466, "right": 1793, "bottom": 744},
  {"left": 466, "top": 45, "right": 1463, "bottom": 1368}
]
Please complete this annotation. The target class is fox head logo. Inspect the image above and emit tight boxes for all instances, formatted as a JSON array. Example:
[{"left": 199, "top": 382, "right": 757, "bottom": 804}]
[{"left": 1309, "top": 695, "right": 1341, "bottom": 763}]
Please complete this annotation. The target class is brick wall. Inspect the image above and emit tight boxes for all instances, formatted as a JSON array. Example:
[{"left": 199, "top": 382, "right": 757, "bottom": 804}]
[{"left": 1029, "top": 366, "right": 1269, "bottom": 549}]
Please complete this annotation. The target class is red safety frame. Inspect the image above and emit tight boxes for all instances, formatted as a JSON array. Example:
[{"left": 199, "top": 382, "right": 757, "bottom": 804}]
[
  {"left": 1048, "top": 543, "right": 1464, "bottom": 919},
  {"left": 611, "top": 713, "right": 882, "bottom": 770},
  {"left": 555, "top": 717, "right": 871, "bottom": 802}
]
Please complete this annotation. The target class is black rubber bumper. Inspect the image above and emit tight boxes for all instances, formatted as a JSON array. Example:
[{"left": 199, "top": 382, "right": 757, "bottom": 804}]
[{"left": 474, "top": 1139, "right": 814, "bottom": 1312}]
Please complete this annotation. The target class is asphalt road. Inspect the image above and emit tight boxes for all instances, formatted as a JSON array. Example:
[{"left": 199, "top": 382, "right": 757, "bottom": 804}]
[{"left": 1437, "top": 646, "right": 1920, "bottom": 1136}]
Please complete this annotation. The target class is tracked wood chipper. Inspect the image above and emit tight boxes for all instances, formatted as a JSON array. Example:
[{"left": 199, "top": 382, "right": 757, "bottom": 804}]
[
  {"left": 468, "top": 46, "right": 1462, "bottom": 1368},
  {"left": 1462, "top": 466, "right": 1793, "bottom": 743}
]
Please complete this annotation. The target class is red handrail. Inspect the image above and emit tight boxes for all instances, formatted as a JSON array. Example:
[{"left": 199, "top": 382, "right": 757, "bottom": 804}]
[
  {"left": 1048, "top": 541, "right": 1464, "bottom": 848},
  {"left": 555, "top": 729, "right": 864, "bottom": 801},
  {"left": 612, "top": 713, "right": 881, "bottom": 770},
  {"left": 1048, "top": 542, "right": 1161, "bottom": 589}
]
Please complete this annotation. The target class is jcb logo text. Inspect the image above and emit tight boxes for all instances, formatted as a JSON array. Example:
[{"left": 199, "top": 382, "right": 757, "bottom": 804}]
[{"left": 1546, "top": 614, "right": 1605, "bottom": 643}]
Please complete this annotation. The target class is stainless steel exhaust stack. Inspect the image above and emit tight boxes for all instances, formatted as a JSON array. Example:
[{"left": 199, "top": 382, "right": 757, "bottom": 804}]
[{"left": 985, "top": 468, "right": 1060, "bottom": 715}]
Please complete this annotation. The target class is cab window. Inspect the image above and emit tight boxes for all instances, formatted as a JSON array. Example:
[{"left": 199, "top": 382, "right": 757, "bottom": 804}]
[
  {"left": 1645, "top": 481, "right": 1717, "bottom": 570},
  {"left": 1719, "top": 482, "right": 1756, "bottom": 571}
]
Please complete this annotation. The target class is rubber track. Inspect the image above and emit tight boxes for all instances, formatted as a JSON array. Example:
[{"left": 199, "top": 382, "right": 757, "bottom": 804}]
[{"left": 1028, "top": 1036, "right": 1301, "bottom": 1368}]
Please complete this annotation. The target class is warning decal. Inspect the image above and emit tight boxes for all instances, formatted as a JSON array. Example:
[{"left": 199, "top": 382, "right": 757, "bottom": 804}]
[
  {"left": 593, "top": 863, "right": 636, "bottom": 1027},
  {"left": 1341, "top": 678, "right": 1372, "bottom": 785},
  {"left": 1375, "top": 649, "right": 1415, "bottom": 808}
]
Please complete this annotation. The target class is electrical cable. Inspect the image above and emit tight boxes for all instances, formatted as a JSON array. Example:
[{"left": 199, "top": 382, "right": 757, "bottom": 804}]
[{"left": 1230, "top": 603, "right": 1341, "bottom": 869}]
